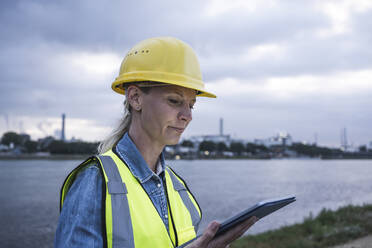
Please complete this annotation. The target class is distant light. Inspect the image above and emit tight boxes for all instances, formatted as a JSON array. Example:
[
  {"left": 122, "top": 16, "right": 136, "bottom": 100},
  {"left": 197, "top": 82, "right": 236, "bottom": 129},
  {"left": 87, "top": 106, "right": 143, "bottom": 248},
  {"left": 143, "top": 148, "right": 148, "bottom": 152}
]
[
  {"left": 204, "top": 151, "right": 210, "bottom": 155},
  {"left": 175, "top": 155, "right": 181, "bottom": 160}
]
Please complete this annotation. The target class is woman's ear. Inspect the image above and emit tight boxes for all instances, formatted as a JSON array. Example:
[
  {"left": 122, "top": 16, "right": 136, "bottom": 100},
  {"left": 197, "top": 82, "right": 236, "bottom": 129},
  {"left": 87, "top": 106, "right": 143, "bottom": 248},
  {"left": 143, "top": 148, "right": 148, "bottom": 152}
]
[{"left": 126, "top": 85, "right": 142, "bottom": 112}]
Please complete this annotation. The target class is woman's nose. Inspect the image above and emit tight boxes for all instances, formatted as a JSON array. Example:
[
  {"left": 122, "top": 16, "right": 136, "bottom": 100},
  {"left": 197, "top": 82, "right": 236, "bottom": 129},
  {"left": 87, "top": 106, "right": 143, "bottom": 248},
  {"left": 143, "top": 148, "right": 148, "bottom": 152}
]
[{"left": 178, "top": 104, "right": 192, "bottom": 122}]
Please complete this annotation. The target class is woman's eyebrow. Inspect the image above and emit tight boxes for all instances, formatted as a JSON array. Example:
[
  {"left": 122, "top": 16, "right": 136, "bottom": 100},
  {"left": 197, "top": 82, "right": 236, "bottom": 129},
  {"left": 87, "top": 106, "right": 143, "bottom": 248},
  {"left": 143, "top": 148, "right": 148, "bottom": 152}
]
[
  {"left": 169, "top": 90, "right": 196, "bottom": 103},
  {"left": 170, "top": 91, "right": 183, "bottom": 97}
]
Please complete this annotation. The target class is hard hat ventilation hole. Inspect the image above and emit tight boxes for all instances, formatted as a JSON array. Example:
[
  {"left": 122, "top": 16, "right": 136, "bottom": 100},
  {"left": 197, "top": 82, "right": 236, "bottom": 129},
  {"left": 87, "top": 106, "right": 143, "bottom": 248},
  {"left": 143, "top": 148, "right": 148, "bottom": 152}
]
[
  {"left": 146, "top": 50, "right": 149, "bottom": 53},
  {"left": 141, "top": 50, "right": 144, "bottom": 53},
  {"left": 135, "top": 51, "right": 138, "bottom": 54}
]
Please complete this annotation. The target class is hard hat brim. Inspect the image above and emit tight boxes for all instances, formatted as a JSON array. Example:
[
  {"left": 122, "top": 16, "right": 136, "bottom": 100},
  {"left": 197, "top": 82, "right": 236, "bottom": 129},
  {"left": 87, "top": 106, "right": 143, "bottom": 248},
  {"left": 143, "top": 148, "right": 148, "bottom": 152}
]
[{"left": 111, "top": 71, "right": 216, "bottom": 98}]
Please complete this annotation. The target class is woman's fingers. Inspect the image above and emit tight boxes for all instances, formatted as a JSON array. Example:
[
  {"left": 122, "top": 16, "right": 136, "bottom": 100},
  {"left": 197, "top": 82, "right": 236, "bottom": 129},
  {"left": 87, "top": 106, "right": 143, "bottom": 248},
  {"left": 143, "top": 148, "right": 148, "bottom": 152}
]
[
  {"left": 186, "top": 217, "right": 258, "bottom": 248},
  {"left": 210, "top": 216, "right": 258, "bottom": 247},
  {"left": 198, "top": 221, "right": 220, "bottom": 247},
  {"left": 228, "top": 216, "right": 258, "bottom": 241},
  {"left": 186, "top": 221, "right": 220, "bottom": 248}
]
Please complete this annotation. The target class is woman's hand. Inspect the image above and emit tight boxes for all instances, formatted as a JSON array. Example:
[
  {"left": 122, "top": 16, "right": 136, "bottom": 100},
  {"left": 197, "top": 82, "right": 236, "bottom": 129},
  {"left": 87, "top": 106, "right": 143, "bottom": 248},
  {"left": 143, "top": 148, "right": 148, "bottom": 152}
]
[{"left": 186, "top": 216, "right": 258, "bottom": 248}]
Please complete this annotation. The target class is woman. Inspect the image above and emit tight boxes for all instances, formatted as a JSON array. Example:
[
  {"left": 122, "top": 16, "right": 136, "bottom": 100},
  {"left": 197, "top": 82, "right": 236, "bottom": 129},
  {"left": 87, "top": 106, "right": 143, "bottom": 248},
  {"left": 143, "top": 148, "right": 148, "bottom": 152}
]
[{"left": 55, "top": 37, "right": 257, "bottom": 248}]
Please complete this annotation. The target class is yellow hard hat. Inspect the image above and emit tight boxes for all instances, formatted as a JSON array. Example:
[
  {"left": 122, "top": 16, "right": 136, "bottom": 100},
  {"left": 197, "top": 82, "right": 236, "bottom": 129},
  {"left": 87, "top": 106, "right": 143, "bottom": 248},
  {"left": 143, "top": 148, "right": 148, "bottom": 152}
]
[{"left": 111, "top": 37, "right": 216, "bottom": 98}]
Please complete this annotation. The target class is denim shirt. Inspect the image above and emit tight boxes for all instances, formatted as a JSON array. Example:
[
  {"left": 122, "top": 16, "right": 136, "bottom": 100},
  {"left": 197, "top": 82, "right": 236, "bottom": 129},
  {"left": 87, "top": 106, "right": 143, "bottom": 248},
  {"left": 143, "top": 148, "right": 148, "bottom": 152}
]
[{"left": 54, "top": 133, "right": 169, "bottom": 248}]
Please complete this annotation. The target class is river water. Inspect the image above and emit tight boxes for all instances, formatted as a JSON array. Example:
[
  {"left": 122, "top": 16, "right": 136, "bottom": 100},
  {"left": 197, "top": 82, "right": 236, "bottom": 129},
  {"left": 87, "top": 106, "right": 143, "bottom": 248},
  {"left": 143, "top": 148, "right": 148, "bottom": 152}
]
[{"left": 0, "top": 159, "right": 371, "bottom": 247}]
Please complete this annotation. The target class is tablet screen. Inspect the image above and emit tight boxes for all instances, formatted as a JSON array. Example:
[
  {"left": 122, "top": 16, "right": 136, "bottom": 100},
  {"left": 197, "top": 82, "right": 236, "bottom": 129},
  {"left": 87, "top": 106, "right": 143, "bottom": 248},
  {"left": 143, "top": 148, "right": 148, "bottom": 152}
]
[{"left": 216, "top": 196, "right": 296, "bottom": 236}]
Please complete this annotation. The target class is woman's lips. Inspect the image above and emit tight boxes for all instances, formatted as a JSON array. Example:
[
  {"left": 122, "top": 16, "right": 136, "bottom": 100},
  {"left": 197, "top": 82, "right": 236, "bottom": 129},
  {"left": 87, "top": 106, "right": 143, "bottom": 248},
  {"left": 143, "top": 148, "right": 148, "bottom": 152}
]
[{"left": 170, "top": 126, "right": 185, "bottom": 133}]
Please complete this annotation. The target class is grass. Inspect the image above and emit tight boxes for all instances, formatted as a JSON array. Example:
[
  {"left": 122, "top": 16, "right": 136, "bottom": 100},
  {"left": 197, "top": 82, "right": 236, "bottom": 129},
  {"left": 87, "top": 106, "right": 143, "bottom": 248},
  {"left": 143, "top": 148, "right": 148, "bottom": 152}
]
[{"left": 232, "top": 204, "right": 372, "bottom": 248}]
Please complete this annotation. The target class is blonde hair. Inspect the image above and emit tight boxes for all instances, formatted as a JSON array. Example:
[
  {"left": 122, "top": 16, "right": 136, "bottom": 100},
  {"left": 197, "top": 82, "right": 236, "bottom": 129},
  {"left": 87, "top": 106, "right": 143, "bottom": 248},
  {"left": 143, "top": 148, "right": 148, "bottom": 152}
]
[
  {"left": 97, "top": 99, "right": 131, "bottom": 154},
  {"left": 97, "top": 83, "right": 155, "bottom": 154}
]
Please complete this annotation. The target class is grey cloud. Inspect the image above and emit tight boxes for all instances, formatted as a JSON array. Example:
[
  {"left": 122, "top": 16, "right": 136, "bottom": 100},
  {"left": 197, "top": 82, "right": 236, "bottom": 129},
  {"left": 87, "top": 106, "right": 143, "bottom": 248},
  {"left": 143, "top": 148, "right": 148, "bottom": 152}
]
[
  {"left": 0, "top": 0, "right": 209, "bottom": 51},
  {"left": 1, "top": 0, "right": 372, "bottom": 145},
  {"left": 2, "top": 0, "right": 363, "bottom": 83},
  {"left": 201, "top": 32, "right": 372, "bottom": 82}
]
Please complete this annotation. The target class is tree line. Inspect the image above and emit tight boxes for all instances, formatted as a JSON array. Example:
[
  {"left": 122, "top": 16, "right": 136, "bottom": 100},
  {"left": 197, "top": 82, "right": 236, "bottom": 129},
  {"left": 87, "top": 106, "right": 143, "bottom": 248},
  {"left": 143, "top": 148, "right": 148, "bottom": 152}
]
[
  {"left": 1, "top": 131, "right": 370, "bottom": 158},
  {"left": 0, "top": 131, "right": 98, "bottom": 155},
  {"left": 181, "top": 139, "right": 362, "bottom": 158}
]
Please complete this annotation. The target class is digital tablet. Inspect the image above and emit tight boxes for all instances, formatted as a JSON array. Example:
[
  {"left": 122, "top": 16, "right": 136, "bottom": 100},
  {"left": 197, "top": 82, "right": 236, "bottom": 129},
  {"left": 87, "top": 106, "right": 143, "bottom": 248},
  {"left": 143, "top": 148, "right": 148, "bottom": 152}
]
[
  {"left": 215, "top": 195, "right": 296, "bottom": 236},
  {"left": 177, "top": 196, "right": 296, "bottom": 248}
]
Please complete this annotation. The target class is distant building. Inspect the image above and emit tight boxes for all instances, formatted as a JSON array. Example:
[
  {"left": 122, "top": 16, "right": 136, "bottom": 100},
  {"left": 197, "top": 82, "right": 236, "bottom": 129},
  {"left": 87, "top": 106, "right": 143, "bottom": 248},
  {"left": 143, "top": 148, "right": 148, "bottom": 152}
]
[
  {"left": 37, "top": 136, "right": 55, "bottom": 150},
  {"left": 254, "top": 132, "right": 293, "bottom": 147},
  {"left": 191, "top": 134, "right": 231, "bottom": 143},
  {"left": 11, "top": 146, "right": 26, "bottom": 155},
  {"left": 0, "top": 144, "right": 9, "bottom": 152},
  {"left": 366, "top": 141, "right": 372, "bottom": 151},
  {"left": 69, "top": 136, "right": 83, "bottom": 143},
  {"left": 165, "top": 144, "right": 197, "bottom": 159},
  {"left": 189, "top": 134, "right": 232, "bottom": 149}
]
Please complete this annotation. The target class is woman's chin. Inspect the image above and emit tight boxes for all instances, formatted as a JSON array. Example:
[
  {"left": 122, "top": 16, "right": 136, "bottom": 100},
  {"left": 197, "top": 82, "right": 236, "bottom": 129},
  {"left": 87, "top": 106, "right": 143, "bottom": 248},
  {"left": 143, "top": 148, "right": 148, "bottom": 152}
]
[{"left": 164, "top": 135, "right": 182, "bottom": 146}]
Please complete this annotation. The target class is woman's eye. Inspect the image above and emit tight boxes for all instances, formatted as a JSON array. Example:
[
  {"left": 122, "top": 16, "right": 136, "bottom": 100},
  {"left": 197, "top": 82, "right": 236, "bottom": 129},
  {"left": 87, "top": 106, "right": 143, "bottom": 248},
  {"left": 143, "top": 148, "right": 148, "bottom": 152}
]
[{"left": 168, "top": 98, "right": 180, "bottom": 105}]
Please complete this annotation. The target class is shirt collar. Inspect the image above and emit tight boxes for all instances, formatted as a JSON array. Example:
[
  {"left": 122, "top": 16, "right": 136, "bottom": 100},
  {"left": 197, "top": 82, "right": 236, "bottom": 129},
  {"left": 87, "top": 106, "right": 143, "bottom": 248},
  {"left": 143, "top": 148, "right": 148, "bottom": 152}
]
[{"left": 115, "top": 132, "right": 165, "bottom": 183}]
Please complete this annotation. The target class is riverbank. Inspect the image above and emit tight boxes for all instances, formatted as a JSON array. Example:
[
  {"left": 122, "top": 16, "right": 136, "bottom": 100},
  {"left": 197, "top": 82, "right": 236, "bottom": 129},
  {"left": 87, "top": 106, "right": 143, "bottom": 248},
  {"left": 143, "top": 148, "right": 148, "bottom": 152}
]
[
  {"left": 232, "top": 204, "right": 372, "bottom": 248},
  {"left": 331, "top": 235, "right": 372, "bottom": 248}
]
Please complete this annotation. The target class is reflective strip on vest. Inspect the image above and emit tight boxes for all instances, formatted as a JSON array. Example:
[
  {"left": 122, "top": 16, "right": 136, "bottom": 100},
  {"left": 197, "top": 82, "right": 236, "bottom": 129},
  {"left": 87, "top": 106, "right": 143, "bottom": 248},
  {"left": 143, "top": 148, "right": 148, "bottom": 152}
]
[
  {"left": 166, "top": 168, "right": 201, "bottom": 233},
  {"left": 98, "top": 155, "right": 135, "bottom": 248}
]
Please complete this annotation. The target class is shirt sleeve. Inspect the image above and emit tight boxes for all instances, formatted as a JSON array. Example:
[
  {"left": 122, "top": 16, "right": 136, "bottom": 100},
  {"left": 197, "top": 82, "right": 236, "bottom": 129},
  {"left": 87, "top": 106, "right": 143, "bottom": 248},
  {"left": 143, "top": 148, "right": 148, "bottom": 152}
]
[{"left": 54, "top": 163, "right": 104, "bottom": 248}]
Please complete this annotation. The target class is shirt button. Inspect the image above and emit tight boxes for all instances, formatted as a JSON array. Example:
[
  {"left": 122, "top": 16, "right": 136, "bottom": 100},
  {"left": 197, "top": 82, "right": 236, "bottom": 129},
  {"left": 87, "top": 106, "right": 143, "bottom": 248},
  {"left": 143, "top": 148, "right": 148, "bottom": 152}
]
[
  {"left": 165, "top": 214, "right": 168, "bottom": 218},
  {"left": 157, "top": 183, "right": 161, "bottom": 188}
]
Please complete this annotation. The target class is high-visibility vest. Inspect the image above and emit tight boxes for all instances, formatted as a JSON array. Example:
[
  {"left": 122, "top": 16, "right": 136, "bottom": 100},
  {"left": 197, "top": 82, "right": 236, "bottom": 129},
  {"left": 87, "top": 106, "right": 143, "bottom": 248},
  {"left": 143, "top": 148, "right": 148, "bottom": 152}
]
[{"left": 60, "top": 149, "right": 202, "bottom": 248}]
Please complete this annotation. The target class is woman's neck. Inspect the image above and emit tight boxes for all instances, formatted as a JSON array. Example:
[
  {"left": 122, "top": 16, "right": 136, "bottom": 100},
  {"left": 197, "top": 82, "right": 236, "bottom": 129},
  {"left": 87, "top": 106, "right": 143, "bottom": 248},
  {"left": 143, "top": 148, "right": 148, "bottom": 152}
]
[{"left": 128, "top": 125, "right": 164, "bottom": 173}]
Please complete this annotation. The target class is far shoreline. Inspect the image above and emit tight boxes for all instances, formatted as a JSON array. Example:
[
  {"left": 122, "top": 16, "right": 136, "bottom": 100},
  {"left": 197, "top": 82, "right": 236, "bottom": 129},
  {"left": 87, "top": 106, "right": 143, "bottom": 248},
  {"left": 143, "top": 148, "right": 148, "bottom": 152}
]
[
  {"left": 1, "top": 154, "right": 372, "bottom": 161},
  {"left": 0, "top": 154, "right": 90, "bottom": 160}
]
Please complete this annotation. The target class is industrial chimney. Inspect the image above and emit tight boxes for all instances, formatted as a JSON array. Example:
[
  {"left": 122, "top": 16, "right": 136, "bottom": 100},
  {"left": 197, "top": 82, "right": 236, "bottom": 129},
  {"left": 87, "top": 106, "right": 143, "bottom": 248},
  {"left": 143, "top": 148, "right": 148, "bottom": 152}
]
[
  {"left": 220, "top": 118, "right": 223, "bottom": 136},
  {"left": 61, "top": 113, "right": 66, "bottom": 141}
]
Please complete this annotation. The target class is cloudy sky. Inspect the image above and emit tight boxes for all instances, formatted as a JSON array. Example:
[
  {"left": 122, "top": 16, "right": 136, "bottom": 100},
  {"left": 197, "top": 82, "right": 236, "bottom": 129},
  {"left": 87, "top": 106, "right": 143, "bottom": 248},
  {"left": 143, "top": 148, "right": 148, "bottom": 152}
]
[{"left": 1, "top": 0, "right": 371, "bottom": 147}]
